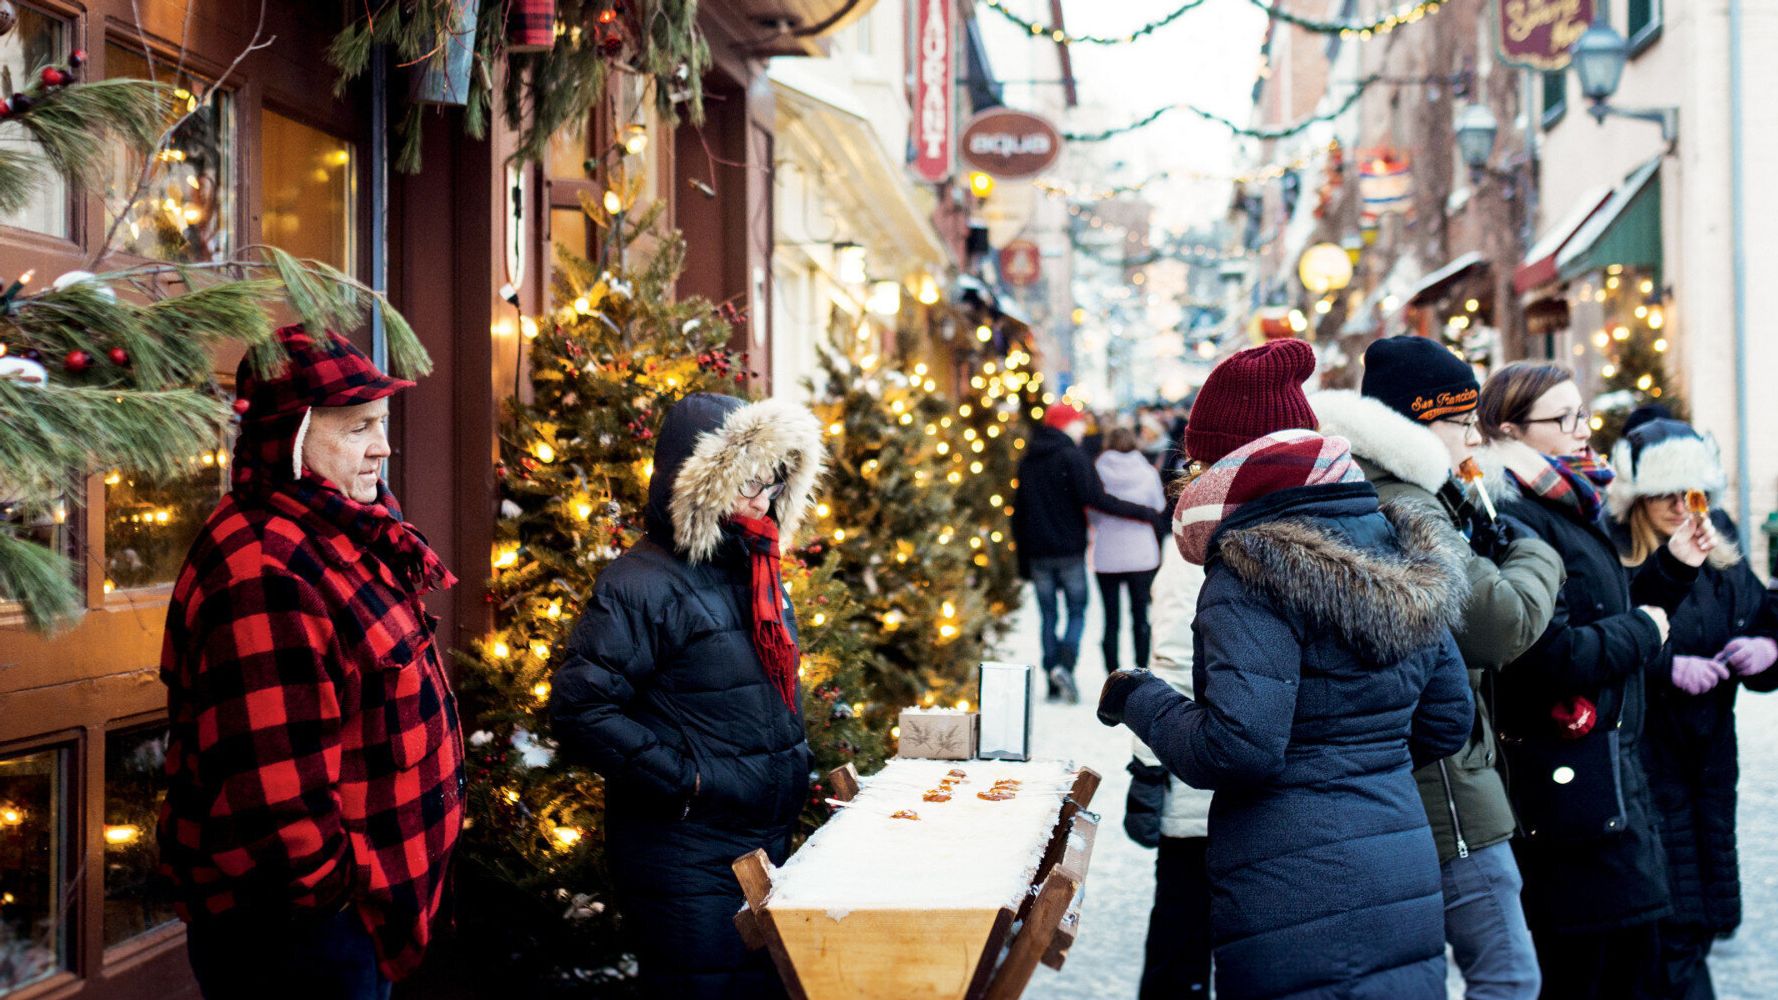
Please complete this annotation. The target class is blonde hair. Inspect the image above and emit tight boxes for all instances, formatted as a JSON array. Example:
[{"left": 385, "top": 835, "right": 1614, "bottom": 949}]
[{"left": 1620, "top": 497, "right": 1742, "bottom": 569}]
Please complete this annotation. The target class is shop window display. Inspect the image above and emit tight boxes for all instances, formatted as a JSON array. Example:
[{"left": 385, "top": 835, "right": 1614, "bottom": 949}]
[
  {"left": 0, "top": 748, "right": 68, "bottom": 995},
  {"left": 102, "top": 724, "right": 176, "bottom": 949},
  {"left": 105, "top": 43, "right": 234, "bottom": 263}
]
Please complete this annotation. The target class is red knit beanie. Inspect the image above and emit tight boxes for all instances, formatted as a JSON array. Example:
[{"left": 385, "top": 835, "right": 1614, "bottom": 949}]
[
  {"left": 1042, "top": 400, "right": 1085, "bottom": 430},
  {"left": 1184, "top": 339, "right": 1318, "bottom": 465}
]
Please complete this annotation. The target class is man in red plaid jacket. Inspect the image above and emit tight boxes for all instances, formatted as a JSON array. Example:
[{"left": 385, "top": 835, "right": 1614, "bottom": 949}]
[{"left": 158, "top": 325, "right": 463, "bottom": 999}]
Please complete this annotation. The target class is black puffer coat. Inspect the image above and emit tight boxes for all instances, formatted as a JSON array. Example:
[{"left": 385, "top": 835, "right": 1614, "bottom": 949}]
[
  {"left": 550, "top": 393, "right": 824, "bottom": 999},
  {"left": 1491, "top": 466, "right": 1696, "bottom": 935},
  {"left": 1618, "top": 511, "right": 1778, "bottom": 933},
  {"left": 1123, "top": 483, "right": 1473, "bottom": 999},
  {"left": 1012, "top": 423, "right": 1162, "bottom": 571}
]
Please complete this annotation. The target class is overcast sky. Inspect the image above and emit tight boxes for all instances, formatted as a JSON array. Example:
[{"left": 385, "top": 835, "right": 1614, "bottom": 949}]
[{"left": 980, "top": 0, "right": 1271, "bottom": 234}]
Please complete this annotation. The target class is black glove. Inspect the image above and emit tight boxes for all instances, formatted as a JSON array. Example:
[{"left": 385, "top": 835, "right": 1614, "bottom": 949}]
[
  {"left": 1151, "top": 508, "right": 1173, "bottom": 536},
  {"left": 1470, "top": 513, "right": 1514, "bottom": 562},
  {"left": 1123, "top": 757, "right": 1169, "bottom": 849},
  {"left": 1097, "top": 668, "right": 1153, "bottom": 727}
]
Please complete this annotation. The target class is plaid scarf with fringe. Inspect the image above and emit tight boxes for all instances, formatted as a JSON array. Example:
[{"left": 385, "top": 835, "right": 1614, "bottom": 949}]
[
  {"left": 1513, "top": 449, "right": 1615, "bottom": 523},
  {"left": 1172, "top": 429, "right": 1365, "bottom": 565}
]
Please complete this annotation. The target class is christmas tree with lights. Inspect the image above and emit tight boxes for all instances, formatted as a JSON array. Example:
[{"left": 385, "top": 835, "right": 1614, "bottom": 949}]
[{"left": 1591, "top": 266, "right": 1686, "bottom": 445}]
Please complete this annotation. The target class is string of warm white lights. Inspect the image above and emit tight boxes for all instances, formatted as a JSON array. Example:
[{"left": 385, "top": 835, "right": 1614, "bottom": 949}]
[
  {"left": 977, "top": 0, "right": 1211, "bottom": 46},
  {"left": 977, "top": 0, "right": 1445, "bottom": 45}
]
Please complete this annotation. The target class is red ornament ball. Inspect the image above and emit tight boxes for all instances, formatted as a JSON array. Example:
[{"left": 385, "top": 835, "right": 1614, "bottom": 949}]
[
  {"left": 231, "top": 398, "right": 251, "bottom": 415},
  {"left": 69, "top": 50, "right": 88, "bottom": 68},
  {"left": 39, "top": 67, "right": 66, "bottom": 87},
  {"left": 106, "top": 346, "right": 129, "bottom": 366},
  {"left": 63, "top": 349, "right": 92, "bottom": 373}
]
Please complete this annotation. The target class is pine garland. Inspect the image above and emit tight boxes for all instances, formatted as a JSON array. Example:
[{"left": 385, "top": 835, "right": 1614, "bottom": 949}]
[
  {"left": 0, "top": 76, "right": 169, "bottom": 214},
  {"left": 0, "top": 533, "right": 80, "bottom": 632},
  {"left": 0, "top": 382, "right": 227, "bottom": 502},
  {"left": 330, "top": 0, "right": 711, "bottom": 173}
]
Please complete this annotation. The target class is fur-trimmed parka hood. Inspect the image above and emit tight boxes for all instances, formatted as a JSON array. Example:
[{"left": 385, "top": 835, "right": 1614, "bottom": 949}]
[
  {"left": 1216, "top": 498, "right": 1470, "bottom": 664},
  {"left": 645, "top": 393, "right": 826, "bottom": 564},
  {"left": 1309, "top": 390, "right": 1453, "bottom": 494}
]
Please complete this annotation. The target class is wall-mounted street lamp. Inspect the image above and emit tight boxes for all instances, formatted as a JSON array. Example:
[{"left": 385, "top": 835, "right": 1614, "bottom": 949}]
[
  {"left": 1572, "top": 21, "right": 1678, "bottom": 143},
  {"left": 1454, "top": 102, "right": 1499, "bottom": 182}
]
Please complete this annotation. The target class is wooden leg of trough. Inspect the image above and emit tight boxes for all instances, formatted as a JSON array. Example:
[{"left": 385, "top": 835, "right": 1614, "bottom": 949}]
[
  {"left": 827, "top": 762, "right": 861, "bottom": 803},
  {"left": 981, "top": 868, "right": 1079, "bottom": 1000},
  {"left": 1041, "top": 810, "right": 1100, "bottom": 970},
  {"left": 1018, "top": 767, "right": 1101, "bottom": 922},
  {"left": 732, "top": 849, "right": 809, "bottom": 1000},
  {"left": 963, "top": 907, "right": 1016, "bottom": 1000}
]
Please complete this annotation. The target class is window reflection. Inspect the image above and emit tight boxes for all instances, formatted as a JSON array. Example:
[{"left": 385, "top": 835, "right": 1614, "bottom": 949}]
[
  {"left": 260, "top": 109, "right": 355, "bottom": 272},
  {"left": 0, "top": 748, "right": 68, "bottom": 994},
  {"left": 106, "top": 43, "right": 234, "bottom": 263},
  {"left": 0, "top": 6, "right": 68, "bottom": 237},
  {"left": 103, "top": 443, "right": 227, "bottom": 592},
  {"left": 103, "top": 724, "right": 175, "bottom": 949}
]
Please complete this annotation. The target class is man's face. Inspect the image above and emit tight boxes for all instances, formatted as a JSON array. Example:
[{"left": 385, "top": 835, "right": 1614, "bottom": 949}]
[{"left": 305, "top": 398, "right": 392, "bottom": 503}]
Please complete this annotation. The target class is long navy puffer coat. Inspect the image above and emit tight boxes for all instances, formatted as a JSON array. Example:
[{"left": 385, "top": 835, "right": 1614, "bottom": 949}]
[
  {"left": 1619, "top": 511, "right": 1778, "bottom": 933},
  {"left": 1123, "top": 482, "right": 1474, "bottom": 999},
  {"left": 550, "top": 393, "right": 825, "bottom": 999}
]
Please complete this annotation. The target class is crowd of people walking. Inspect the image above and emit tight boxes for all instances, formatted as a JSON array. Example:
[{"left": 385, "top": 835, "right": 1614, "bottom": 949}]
[{"left": 1080, "top": 336, "right": 1773, "bottom": 999}]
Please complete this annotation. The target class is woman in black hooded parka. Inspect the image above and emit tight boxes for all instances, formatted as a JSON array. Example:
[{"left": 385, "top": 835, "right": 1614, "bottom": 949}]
[
  {"left": 1608, "top": 409, "right": 1778, "bottom": 998},
  {"left": 550, "top": 393, "right": 825, "bottom": 999}
]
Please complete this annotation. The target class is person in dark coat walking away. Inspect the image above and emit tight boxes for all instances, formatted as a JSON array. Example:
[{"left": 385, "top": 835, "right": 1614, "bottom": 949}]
[
  {"left": 1013, "top": 401, "right": 1165, "bottom": 703},
  {"left": 1091, "top": 426, "right": 1167, "bottom": 673},
  {"left": 549, "top": 393, "right": 824, "bottom": 999},
  {"left": 1314, "top": 335, "right": 1564, "bottom": 1000},
  {"left": 1098, "top": 339, "right": 1475, "bottom": 1000},
  {"left": 1476, "top": 363, "right": 1716, "bottom": 999},
  {"left": 1607, "top": 408, "right": 1778, "bottom": 999},
  {"left": 159, "top": 326, "right": 463, "bottom": 1000}
]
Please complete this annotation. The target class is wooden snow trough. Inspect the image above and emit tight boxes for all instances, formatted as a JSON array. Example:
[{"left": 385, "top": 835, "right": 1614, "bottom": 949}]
[{"left": 733, "top": 759, "right": 1101, "bottom": 1000}]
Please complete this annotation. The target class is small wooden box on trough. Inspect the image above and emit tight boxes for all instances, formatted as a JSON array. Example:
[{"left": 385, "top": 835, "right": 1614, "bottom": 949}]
[{"left": 895, "top": 708, "right": 978, "bottom": 759}]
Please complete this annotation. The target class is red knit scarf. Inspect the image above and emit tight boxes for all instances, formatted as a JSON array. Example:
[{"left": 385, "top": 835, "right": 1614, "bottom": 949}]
[
  {"left": 1172, "top": 429, "right": 1365, "bottom": 565},
  {"left": 728, "top": 515, "right": 801, "bottom": 712}
]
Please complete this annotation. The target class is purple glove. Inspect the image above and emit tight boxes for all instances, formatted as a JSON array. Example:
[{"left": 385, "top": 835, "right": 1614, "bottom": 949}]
[
  {"left": 1721, "top": 636, "right": 1778, "bottom": 677},
  {"left": 1672, "top": 655, "right": 1731, "bottom": 696}
]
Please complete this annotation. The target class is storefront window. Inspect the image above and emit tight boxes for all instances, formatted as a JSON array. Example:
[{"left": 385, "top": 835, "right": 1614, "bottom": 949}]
[
  {"left": 259, "top": 109, "right": 356, "bottom": 272},
  {"left": 103, "top": 723, "right": 176, "bottom": 949},
  {"left": 0, "top": 6, "right": 69, "bottom": 237},
  {"left": 0, "top": 747, "right": 69, "bottom": 995},
  {"left": 105, "top": 43, "right": 235, "bottom": 263},
  {"left": 103, "top": 443, "right": 227, "bottom": 592}
]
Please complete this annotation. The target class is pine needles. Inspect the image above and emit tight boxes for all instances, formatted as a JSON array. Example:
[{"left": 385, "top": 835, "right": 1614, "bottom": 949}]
[
  {"left": 0, "top": 534, "right": 81, "bottom": 632},
  {"left": 0, "top": 382, "right": 227, "bottom": 499},
  {"left": 10, "top": 78, "right": 170, "bottom": 201}
]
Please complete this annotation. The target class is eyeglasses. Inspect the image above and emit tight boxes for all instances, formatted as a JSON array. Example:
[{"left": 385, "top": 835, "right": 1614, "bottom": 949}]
[
  {"left": 1521, "top": 407, "right": 1591, "bottom": 434},
  {"left": 1439, "top": 414, "right": 1481, "bottom": 433},
  {"left": 740, "top": 478, "right": 787, "bottom": 501}
]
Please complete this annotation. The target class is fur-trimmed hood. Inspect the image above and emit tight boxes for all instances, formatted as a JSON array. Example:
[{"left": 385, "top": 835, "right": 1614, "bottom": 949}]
[
  {"left": 1309, "top": 390, "right": 1453, "bottom": 494},
  {"left": 646, "top": 393, "right": 826, "bottom": 564},
  {"left": 1216, "top": 500, "right": 1469, "bottom": 664}
]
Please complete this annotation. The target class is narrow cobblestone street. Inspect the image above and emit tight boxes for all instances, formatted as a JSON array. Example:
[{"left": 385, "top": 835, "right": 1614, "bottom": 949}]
[{"left": 999, "top": 581, "right": 1778, "bottom": 999}]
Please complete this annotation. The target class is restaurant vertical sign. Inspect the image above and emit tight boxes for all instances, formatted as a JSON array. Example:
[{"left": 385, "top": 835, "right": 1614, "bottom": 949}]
[
  {"left": 913, "top": 0, "right": 955, "bottom": 183},
  {"left": 1496, "top": 0, "right": 1594, "bottom": 70}
]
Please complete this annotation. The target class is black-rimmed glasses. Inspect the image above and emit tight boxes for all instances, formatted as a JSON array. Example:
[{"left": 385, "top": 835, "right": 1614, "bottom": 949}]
[
  {"left": 1521, "top": 407, "right": 1591, "bottom": 434},
  {"left": 740, "top": 478, "right": 787, "bottom": 501}
]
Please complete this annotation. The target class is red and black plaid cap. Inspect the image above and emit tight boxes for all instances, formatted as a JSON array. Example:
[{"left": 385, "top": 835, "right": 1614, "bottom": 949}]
[{"left": 236, "top": 324, "right": 413, "bottom": 420}]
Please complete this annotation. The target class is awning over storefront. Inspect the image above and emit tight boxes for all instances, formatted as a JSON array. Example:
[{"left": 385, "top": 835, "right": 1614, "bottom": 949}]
[
  {"left": 1556, "top": 155, "right": 1662, "bottom": 287},
  {"left": 1406, "top": 251, "right": 1487, "bottom": 307},
  {"left": 770, "top": 62, "right": 949, "bottom": 271},
  {"left": 1514, "top": 185, "right": 1614, "bottom": 294}
]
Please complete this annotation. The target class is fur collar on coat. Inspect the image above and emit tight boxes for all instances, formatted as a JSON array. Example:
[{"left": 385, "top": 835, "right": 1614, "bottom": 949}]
[
  {"left": 1309, "top": 390, "right": 1453, "bottom": 495},
  {"left": 1215, "top": 500, "right": 1470, "bottom": 664},
  {"left": 661, "top": 396, "right": 826, "bottom": 564}
]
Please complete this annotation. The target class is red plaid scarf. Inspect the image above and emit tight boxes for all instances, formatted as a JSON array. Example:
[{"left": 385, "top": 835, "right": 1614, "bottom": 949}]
[
  {"left": 1172, "top": 429, "right": 1365, "bottom": 565},
  {"left": 728, "top": 515, "right": 801, "bottom": 712},
  {"left": 1511, "top": 449, "right": 1615, "bottom": 523}
]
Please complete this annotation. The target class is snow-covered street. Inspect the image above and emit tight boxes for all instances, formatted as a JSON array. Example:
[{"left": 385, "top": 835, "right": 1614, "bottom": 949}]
[{"left": 993, "top": 579, "right": 1778, "bottom": 1000}]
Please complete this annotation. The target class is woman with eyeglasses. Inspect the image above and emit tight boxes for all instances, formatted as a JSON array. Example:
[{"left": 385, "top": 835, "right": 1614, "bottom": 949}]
[
  {"left": 1312, "top": 336, "right": 1565, "bottom": 1000},
  {"left": 1476, "top": 362, "right": 1715, "bottom": 999},
  {"left": 550, "top": 393, "right": 825, "bottom": 999},
  {"left": 1606, "top": 407, "right": 1778, "bottom": 998}
]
